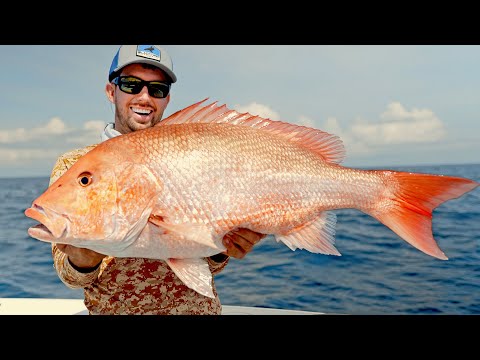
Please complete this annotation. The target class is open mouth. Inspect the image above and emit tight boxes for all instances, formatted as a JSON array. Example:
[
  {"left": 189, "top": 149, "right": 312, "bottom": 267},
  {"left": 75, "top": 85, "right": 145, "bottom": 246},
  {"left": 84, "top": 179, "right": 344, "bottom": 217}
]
[
  {"left": 131, "top": 107, "right": 153, "bottom": 123},
  {"left": 28, "top": 223, "right": 57, "bottom": 242},
  {"left": 132, "top": 107, "right": 153, "bottom": 116},
  {"left": 25, "top": 205, "right": 67, "bottom": 241}
]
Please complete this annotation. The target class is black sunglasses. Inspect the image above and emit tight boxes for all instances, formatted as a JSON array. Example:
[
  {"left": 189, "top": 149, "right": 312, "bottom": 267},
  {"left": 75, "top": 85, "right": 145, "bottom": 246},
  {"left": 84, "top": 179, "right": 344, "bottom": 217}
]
[{"left": 112, "top": 76, "right": 171, "bottom": 99}]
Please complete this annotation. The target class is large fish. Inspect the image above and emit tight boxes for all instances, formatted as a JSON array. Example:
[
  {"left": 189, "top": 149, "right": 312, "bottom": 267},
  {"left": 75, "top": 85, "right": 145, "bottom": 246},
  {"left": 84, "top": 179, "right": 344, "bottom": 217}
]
[{"left": 25, "top": 99, "right": 479, "bottom": 298}]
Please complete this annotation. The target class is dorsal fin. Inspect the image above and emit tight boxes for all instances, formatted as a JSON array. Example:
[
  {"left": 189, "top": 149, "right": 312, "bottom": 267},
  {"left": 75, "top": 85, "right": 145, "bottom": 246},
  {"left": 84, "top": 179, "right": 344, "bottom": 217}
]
[{"left": 159, "top": 98, "right": 346, "bottom": 164}]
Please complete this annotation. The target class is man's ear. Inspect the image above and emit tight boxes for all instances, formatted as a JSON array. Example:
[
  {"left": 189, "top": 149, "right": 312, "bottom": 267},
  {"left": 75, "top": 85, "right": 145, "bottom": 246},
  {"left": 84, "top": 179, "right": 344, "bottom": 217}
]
[{"left": 105, "top": 82, "right": 115, "bottom": 104}]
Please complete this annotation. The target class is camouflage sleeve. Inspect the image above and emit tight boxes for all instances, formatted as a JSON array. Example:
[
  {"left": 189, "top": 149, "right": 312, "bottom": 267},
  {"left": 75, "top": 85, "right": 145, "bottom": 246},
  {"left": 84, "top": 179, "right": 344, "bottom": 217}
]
[
  {"left": 50, "top": 146, "right": 103, "bottom": 288},
  {"left": 51, "top": 244, "right": 102, "bottom": 288},
  {"left": 206, "top": 254, "right": 229, "bottom": 275}
]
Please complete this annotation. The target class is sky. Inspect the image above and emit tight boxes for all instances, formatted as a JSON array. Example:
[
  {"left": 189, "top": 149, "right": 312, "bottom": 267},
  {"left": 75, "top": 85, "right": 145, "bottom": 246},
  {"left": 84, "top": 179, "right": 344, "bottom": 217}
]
[{"left": 1, "top": 45, "right": 479, "bottom": 178}]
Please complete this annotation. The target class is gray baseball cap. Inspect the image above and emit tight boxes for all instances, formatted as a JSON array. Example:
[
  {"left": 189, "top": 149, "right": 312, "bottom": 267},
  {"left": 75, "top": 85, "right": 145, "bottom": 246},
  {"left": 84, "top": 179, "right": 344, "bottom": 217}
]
[{"left": 108, "top": 45, "right": 177, "bottom": 83}]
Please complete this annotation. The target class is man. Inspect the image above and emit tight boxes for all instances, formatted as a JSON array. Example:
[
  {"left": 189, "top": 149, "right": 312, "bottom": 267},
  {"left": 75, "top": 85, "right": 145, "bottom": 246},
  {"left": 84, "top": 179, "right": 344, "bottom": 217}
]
[{"left": 50, "top": 45, "right": 265, "bottom": 315}]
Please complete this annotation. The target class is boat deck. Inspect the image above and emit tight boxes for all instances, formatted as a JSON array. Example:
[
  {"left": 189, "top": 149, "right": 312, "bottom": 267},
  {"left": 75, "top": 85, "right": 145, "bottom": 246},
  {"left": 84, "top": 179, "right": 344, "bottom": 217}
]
[{"left": 0, "top": 298, "right": 322, "bottom": 315}]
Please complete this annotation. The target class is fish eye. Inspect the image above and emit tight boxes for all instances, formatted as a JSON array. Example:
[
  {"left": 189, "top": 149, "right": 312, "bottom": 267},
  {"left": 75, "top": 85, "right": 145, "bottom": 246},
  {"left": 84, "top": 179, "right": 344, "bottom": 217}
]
[{"left": 78, "top": 172, "right": 93, "bottom": 187}]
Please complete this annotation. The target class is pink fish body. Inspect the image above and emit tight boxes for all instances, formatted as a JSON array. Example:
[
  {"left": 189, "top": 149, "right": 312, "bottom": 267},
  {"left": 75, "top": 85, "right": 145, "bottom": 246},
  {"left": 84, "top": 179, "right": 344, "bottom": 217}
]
[{"left": 25, "top": 99, "right": 479, "bottom": 298}]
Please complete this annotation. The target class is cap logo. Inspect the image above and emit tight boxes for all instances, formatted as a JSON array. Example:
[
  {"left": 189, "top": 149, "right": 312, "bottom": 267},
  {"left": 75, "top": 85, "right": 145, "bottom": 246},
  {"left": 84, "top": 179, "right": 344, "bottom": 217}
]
[{"left": 136, "top": 45, "right": 161, "bottom": 62}]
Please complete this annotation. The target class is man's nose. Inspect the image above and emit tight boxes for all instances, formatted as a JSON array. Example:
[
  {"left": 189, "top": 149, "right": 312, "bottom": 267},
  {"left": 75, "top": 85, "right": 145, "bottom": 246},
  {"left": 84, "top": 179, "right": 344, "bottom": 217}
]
[{"left": 138, "top": 85, "right": 151, "bottom": 98}]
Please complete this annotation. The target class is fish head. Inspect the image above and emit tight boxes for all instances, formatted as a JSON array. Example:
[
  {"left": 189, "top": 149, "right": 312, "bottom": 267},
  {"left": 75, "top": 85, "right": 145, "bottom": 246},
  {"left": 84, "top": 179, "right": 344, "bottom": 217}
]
[{"left": 25, "top": 146, "right": 160, "bottom": 254}]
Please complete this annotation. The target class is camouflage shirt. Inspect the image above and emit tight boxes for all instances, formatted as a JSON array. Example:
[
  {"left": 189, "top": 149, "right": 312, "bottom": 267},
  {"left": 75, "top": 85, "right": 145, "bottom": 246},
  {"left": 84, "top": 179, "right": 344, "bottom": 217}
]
[{"left": 50, "top": 144, "right": 228, "bottom": 315}]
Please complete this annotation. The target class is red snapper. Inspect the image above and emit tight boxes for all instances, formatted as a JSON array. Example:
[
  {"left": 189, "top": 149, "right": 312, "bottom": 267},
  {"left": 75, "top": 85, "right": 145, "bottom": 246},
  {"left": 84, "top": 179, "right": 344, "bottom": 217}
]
[{"left": 25, "top": 99, "right": 479, "bottom": 298}]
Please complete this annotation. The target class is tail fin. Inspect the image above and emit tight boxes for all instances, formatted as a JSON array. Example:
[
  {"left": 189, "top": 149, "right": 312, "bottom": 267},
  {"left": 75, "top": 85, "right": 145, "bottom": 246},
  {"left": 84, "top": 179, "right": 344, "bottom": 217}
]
[{"left": 369, "top": 171, "right": 478, "bottom": 260}]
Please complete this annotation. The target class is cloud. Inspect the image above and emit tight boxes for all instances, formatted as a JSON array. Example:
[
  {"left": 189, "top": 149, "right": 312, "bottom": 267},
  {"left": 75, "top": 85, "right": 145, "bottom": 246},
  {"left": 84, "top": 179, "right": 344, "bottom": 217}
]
[
  {"left": 233, "top": 102, "right": 281, "bottom": 121},
  {"left": 0, "top": 148, "right": 65, "bottom": 164},
  {"left": 3, "top": 101, "right": 442, "bottom": 165},
  {"left": 320, "top": 101, "right": 446, "bottom": 154},
  {"left": 66, "top": 120, "right": 106, "bottom": 144},
  {"left": 294, "top": 115, "right": 315, "bottom": 128},
  {"left": 0, "top": 117, "right": 71, "bottom": 144},
  {"left": 0, "top": 117, "right": 107, "bottom": 146},
  {"left": 0, "top": 118, "right": 106, "bottom": 165},
  {"left": 229, "top": 101, "right": 445, "bottom": 159},
  {"left": 351, "top": 102, "right": 446, "bottom": 145},
  {"left": 323, "top": 116, "right": 371, "bottom": 156}
]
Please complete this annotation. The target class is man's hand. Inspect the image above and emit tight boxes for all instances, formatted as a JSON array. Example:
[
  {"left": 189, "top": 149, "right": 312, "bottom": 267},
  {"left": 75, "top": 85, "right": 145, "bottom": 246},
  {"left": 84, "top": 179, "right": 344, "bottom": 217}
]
[
  {"left": 56, "top": 244, "right": 106, "bottom": 271},
  {"left": 222, "top": 229, "right": 266, "bottom": 259}
]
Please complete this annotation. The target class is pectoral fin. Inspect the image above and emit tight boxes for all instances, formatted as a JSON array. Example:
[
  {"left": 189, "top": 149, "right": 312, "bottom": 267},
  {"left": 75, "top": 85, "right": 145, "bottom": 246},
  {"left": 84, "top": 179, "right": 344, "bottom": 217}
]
[
  {"left": 166, "top": 258, "right": 215, "bottom": 298},
  {"left": 149, "top": 215, "right": 220, "bottom": 250}
]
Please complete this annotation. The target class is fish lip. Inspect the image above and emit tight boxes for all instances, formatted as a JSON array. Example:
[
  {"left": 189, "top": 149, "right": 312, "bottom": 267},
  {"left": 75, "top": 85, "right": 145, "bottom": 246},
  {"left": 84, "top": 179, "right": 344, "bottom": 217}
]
[
  {"left": 25, "top": 205, "right": 68, "bottom": 240},
  {"left": 27, "top": 223, "right": 66, "bottom": 243}
]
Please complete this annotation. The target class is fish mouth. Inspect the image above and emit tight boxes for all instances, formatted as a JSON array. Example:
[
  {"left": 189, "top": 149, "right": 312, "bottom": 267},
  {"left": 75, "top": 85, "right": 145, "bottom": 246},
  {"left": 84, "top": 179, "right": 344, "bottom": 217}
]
[
  {"left": 25, "top": 204, "right": 67, "bottom": 242},
  {"left": 27, "top": 223, "right": 60, "bottom": 242}
]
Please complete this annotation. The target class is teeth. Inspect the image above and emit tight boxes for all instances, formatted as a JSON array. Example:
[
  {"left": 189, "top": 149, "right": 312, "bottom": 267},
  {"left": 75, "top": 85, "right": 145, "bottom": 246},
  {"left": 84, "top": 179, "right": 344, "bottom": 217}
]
[{"left": 132, "top": 107, "right": 152, "bottom": 115}]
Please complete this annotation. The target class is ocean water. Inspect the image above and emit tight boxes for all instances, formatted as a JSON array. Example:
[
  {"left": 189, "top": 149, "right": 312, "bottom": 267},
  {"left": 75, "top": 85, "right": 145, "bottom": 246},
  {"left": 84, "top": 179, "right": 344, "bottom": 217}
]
[{"left": 0, "top": 163, "right": 479, "bottom": 315}]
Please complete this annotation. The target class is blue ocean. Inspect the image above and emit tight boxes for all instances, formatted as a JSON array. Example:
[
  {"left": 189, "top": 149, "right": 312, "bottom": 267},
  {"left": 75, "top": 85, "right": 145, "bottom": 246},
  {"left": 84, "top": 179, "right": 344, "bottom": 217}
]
[{"left": 1, "top": 163, "right": 479, "bottom": 315}]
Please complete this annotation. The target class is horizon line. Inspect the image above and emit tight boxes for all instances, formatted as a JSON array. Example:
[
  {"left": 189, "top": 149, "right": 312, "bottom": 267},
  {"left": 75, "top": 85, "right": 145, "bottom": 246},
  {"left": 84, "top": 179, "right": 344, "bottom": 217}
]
[{"left": 1, "top": 161, "right": 479, "bottom": 180}]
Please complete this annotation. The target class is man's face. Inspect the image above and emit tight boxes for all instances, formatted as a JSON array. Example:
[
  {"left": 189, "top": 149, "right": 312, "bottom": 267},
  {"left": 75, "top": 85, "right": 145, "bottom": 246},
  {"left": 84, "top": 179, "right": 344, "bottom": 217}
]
[{"left": 106, "top": 63, "right": 171, "bottom": 134}]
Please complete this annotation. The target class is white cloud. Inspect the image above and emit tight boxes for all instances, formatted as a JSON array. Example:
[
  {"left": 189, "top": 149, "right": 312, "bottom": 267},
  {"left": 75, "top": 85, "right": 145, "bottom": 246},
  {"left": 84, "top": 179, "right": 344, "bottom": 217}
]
[
  {"left": 351, "top": 102, "right": 446, "bottom": 145},
  {"left": 0, "top": 148, "right": 64, "bottom": 164},
  {"left": 230, "top": 101, "right": 445, "bottom": 149},
  {"left": 84, "top": 120, "right": 106, "bottom": 131},
  {"left": 66, "top": 120, "right": 106, "bottom": 145},
  {"left": 323, "top": 117, "right": 372, "bottom": 156},
  {"left": 294, "top": 115, "right": 315, "bottom": 128},
  {"left": 233, "top": 102, "right": 281, "bottom": 121},
  {"left": 208, "top": 101, "right": 447, "bottom": 163},
  {"left": 0, "top": 117, "right": 108, "bottom": 146},
  {"left": 316, "top": 102, "right": 447, "bottom": 161},
  {"left": 0, "top": 117, "right": 71, "bottom": 144},
  {"left": 42, "top": 117, "right": 69, "bottom": 135},
  {"left": 0, "top": 128, "right": 27, "bottom": 143},
  {"left": 4, "top": 101, "right": 441, "bottom": 165},
  {"left": 232, "top": 102, "right": 322, "bottom": 130},
  {"left": 0, "top": 119, "right": 106, "bottom": 165},
  {"left": 233, "top": 102, "right": 319, "bottom": 128}
]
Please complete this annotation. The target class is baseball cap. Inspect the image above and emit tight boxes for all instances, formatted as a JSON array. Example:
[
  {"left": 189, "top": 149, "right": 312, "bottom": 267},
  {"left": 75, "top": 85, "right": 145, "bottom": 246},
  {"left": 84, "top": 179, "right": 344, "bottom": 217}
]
[{"left": 108, "top": 45, "right": 177, "bottom": 83}]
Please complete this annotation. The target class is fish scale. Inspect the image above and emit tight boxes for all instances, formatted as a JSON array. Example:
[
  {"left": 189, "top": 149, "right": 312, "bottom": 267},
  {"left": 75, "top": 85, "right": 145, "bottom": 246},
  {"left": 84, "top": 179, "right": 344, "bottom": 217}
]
[{"left": 167, "top": 124, "right": 323, "bottom": 233}]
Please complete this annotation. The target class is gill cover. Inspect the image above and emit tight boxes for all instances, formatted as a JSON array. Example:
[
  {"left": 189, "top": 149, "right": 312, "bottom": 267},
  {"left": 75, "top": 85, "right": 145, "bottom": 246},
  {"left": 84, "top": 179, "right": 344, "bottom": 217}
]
[{"left": 82, "top": 161, "right": 161, "bottom": 255}]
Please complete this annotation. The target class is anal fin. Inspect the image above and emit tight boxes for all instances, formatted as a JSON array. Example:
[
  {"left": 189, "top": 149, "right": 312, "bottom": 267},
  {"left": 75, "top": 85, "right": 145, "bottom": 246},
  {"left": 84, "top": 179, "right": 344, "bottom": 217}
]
[
  {"left": 275, "top": 211, "right": 340, "bottom": 255},
  {"left": 166, "top": 258, "right": 215, "bottom": 298}
]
